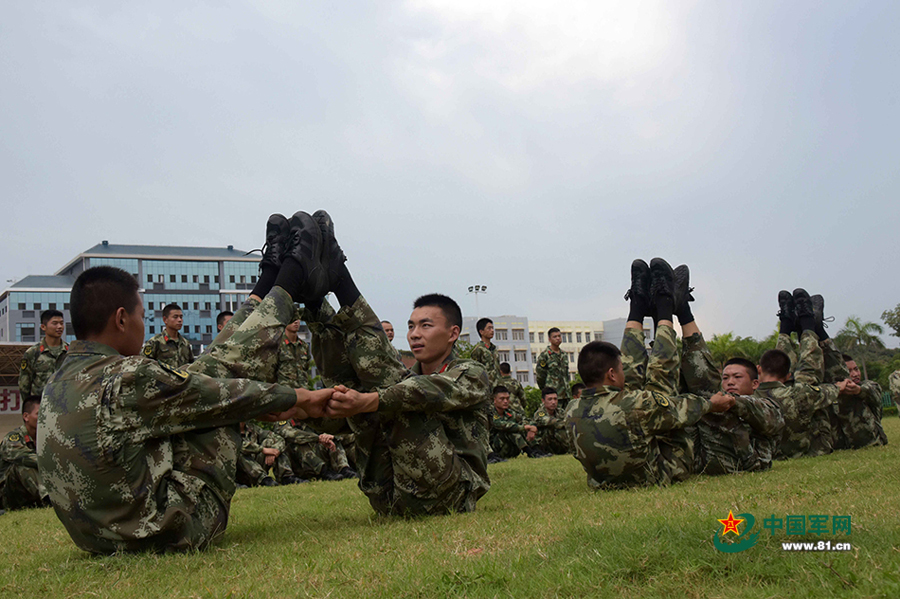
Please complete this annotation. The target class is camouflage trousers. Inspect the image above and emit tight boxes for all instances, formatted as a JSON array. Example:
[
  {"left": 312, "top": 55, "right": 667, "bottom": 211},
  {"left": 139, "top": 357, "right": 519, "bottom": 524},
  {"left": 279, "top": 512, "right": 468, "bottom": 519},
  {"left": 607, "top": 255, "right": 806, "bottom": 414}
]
[
  {"left": 152, "top": 287, "right": 295, "bottom": 549},
  {"left": 237, "top": 450, "right": 295, "bottom": 486},
  {"left": 620, "top": 326, "right": 695, "bottom": 484},
  {"left": 489, "top": 430, "right": 528, "bottom": 458},
  {"left": 0, "top": 464, "right": 46, "bottom": 510},
  {"left": 536, "top": 426, "right": 571, "bottom": 455},
  {"left": 284, "top": 438, "right": 351, "bottom": 478},
  {"left": 304, "top": 296, "right": 480, "bottom": 516}
]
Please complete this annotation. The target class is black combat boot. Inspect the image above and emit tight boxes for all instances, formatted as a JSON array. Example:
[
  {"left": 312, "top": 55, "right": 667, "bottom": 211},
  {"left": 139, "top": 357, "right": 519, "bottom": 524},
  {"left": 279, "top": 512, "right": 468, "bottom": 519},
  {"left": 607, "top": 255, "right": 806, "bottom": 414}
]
[
  {"left": 625, "top": 259, "right": 652, "bottom": 323},
  {"left": 777, "top": 290, "right": 794, "bottom": 335},
  {"left": 792, "top": 288, "right": 815, "bottom": 333},
  {"left": 649, "top": 258, "right": 675, "bottom": 324},
  {"left": 673, "top": 264, "right": 695, "bottom": 325}
]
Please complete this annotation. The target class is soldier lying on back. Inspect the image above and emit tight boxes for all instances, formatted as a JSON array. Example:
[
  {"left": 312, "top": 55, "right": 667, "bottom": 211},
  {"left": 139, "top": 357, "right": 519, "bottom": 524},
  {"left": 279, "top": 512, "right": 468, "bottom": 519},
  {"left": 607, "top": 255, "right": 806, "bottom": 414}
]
[
  {"left": 567, "top": 258, "right": 732, "bottom": 489},
  {"left": 38, "top": 213, "right": 334, "bottom": 554}
]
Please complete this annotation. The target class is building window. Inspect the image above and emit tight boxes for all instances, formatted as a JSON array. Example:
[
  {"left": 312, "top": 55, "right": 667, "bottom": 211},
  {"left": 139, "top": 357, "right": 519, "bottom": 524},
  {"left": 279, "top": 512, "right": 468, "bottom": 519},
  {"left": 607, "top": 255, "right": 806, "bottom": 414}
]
[
  {"left": 230, "top": 275, "right": 235, "bottom": 283},
  {"left": 170, "top": 275, "right": 176, "bottom": 283},
  {"left": 538, "top": 332, "right": 544, "bottom": 344},
  {"left": 512, "top": 329, "right": 524, "bottom": 341},
  {"left": 64, "top": 303, "right": 70, "bottom": 310},
  {"left": 194, "top": 302, "right": 200, "bottom": 310},
  {"left": 514, "top": 350, "right": 526, "bottom": 362},
  {"left": 206, "top": 325, "right": 212, "bottom": 333},
  {"left": 595, "top": 332, "right": 603, "bottom": 341},
  {"left": 34, "top": 303, "right": 41, "bottom": 310},
  {"left": 532, "top": 354, "right": 537, "bottom": 363},
  {"left": 239, "top": 275, "right": 246, "bottom": 284},
  {"left": 158, "top": 275, "right": 164, "bottom": 283},
  {"left": 516, "top": 372, "right": 529, "bottom": 383},
  {"left": 204, "top": 275, "right": 210, "bottom": 283},
  {"left": 181, "top": 275, "right": 188, "bottom": 283},
  {"left": 147, "top": 274, "right": 153, "bottom": 283},
  {"left": 193, "top": 275, "right": 199, "bottom": 283},
  {"left": 576, "top": 332, "right": 582, "bottom": 343},
  {"left": 568, "top": 352, "right": 575, "bottom": 363},
  {"left": 496, "top": 329, "right": 508, "bottom": 341},
  {"left": 214, "top": 276, "right": 219, "bottom": 284},
  {"left": 564, "top": 332, "right": 573, "bottom": 343},
  {"left": 585, "top": 331, "right": 591, "bottom": 340},
  {"left": 205, "top": 302, "right": 211, "bottom": 310},
  {"left": 498, "top": 351, "right": 510, "bottom": 362},
  {"left": 251, "top": 275, "right": 257, "bottom": 283},
  {"left": 148, "top": 302, "right": 154, "bottom": 310},
  {"left": 529, "top": 332, "right": 534, "bottom": 343},
  {"left": 48, "top": 303, "right": 56, "bottom": 310},
  {"left": 149, "top": 326, "right": 155, "bottom": 334},
  {"left": 18, "top": 303, "right": 25, "bottom": 310}
]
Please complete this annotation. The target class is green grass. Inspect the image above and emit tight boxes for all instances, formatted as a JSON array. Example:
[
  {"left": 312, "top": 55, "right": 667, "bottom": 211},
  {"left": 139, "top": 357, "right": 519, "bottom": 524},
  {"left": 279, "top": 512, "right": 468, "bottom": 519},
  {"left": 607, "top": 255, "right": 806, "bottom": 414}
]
[{"left": 3, "top": 420, "right": 900, "bottom": 598}]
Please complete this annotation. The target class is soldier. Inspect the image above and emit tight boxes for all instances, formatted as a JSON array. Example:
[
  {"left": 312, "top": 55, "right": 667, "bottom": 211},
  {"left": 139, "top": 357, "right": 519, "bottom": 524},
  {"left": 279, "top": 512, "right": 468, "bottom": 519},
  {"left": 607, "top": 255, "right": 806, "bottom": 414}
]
[
  {"left": 674, "top": 281, "right": 784, "bottom": 474},
  {"left": 216, "top": 311, "right": 234, "bottom": 333},
  {"left": 274, "top": 418, "right": 355, "bottom": 481},
  {"left": 0, "top": 396, "right": 47, "bottom": 510},
  {"left": 277, "top": 315, "right": 311, "bottom": 390},
  {"left": 831, "top": 352, "right": 888, "bottom": 449},
  {"left": 567, "top": 258, "right": 733, "bottom": 489},
  {"left": 237, "top": 421, "right": 305, "bottom": 487},
  {"left": 755, "top": 289, "right": 847, "bottom": 460},
  {"left": 142, "top": 303, "right": 194, "bottom": 368},
  {"left": 571, "top": 382, "right": 586, "bottom": 401},
  {"left": 19, "top": 309, "right": 68, "bottom": 399},
  {"left": 498, "top": 362, "right": 527, "bottom": 416},
  {"left": 891, "top": 369, "right": 900, "bottom": 409},
  {"left": 470, "top": 318, "right": 502, "bottom": 386},
  {"left": 531, "top": 387, "right": 571, "bottom": 455},
  {"left": 289, "top": 210, "right": 491, "bottom": 516},
  {"left": 488, "top": 385, "right": 547, "bottom": 461},
  {"left": 38, "top": 211, "right": 335, "bottom": 553},
  {"left": 536, "top": 327, "right": 571, "bottom": 409}
]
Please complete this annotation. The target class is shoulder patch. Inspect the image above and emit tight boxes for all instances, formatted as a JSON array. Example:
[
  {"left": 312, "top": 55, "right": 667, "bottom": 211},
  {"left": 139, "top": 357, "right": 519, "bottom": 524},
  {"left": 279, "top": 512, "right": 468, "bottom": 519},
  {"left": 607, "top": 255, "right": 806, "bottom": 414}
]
[
  {"left": 159, "top": 362, "right": 189, "bottom": 380},
  {"left": 20, "top": 359, "right": 27, "bottom": 370},
  {"left": 652, "top": 391, "right": 670, "bottom": 407},
  {"left": 811, "top": 385, "right": 820, "bottom": 392},
  {"left": 8, "top": 433, "right": 20, "bottom": 442},
  {"left": 539, "top": 358, "right": 547, "bottom": 367},
  {"left": 276, "top": 421, "right": 288, "bottom": 426},
  {"left": 143, "top": 344, "right": 153, "bottom": 357}
]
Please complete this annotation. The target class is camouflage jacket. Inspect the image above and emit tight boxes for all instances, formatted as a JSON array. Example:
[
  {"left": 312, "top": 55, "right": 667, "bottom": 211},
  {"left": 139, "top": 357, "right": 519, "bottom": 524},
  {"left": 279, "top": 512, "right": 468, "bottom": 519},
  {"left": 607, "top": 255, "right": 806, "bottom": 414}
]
[
  {"left": 491, "top": 408, "right": 526, "bottom": 434},
  {"left": 0, "top": 424, "right": 38, "bottom": 483},
  {"left": 499, "top": 374, "right": 526, "bottom": 413},
  {"left": 276, "top": 335, "right": 311, "bottom": 389},
  {"left": 696, "top": 395, "right": 784, "bottom": 475},
  {"left": 375, "top": 352, "right": 491, "bottom": 497},
  {"left": 141, "top": 331, "right": 194, "bottom": 368},
  {"left": 470, "top": 341, "right": 501, "bottom": 386},
  {"left": 889, "top": 370, "right": 900, "bottom": 404},
  {"left": 760, "top": 330, "right": 838, "bottom": 459},
  {"left": 241, "top": 422, "right": 286, "bottom": 457},
  {"left": 37, "top": 340, "right": 297, "bottom": 554},
  {"left": 531, "top": 406, "right": 565, "bottom": 430},
  {"left": 567, "top": 385, "right": 711, "bottom": 488},
  {"left": 273, "top": 419, "right": 322, "bottom": 446},
  {"left": 833, "top": 380, "right": 888, "bottom": 449},
  {"left": 535, "top": 347, "right": 571, "bottom": 399},
  {"left": 19, "top": 337, "right": 68, "bottom": 398}
]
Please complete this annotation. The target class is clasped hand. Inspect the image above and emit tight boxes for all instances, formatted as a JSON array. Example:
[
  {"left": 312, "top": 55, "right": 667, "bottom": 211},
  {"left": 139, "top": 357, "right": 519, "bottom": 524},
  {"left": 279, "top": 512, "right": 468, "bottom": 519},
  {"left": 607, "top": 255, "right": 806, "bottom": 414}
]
[{"left": 265, "top": 385, "right": 380, "bottom": 421}]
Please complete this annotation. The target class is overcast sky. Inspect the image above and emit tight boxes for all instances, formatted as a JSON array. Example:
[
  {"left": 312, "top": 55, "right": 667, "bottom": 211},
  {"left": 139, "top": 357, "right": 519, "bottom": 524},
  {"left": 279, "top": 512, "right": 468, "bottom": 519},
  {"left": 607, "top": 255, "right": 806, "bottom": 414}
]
[{"left": 2, "top": 1, "right": 899, "bottom": 349}]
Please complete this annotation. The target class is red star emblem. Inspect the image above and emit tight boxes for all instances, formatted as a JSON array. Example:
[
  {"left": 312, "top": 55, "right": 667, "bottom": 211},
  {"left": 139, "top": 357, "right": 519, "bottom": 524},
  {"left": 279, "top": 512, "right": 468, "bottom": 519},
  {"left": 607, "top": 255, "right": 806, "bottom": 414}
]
[{"left": 718, "top": 510, "right": 744, "bottom": 536}]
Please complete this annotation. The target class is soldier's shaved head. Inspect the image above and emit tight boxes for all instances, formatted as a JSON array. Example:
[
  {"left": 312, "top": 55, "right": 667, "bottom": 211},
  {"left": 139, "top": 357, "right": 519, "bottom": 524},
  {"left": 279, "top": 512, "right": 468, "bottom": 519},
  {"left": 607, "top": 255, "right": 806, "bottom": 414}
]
[
  {"left": 578, "top": 341, "right": 622, "bottom": 387},
  {"left": 759, "top": 349, "right": 792, "bottom": 381},
  {"left": 70, "top": 266, "right": 141, "bottom": 339},
  {"left": 413, "top": 294, "right": 462, "bottom": 330}
]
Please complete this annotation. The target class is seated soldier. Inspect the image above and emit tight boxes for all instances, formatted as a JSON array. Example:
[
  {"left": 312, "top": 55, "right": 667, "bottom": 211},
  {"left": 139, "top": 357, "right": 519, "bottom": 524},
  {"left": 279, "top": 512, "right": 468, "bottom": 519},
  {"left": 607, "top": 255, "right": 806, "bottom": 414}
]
[
  {"left": 237, "top": 421, "right": 306, "bottom": 487},
  {"left": 567, "top": 258, "right": 732, "bottom": 489},
  {"left": 890, "top": 369, "right": 900, "bottom": 411},
  {"left": 498, "top": 362, "right": 527, "bottom": 416},
  {"left": 488, "top": 385, "right": 548, "bottom": 461},
  {"left": 285, "top": 210, "right": 491, "bottom": 516},
  {"left": 571, "top": 382, "right": 586, "bottom": 401},
  {"left": 531, "top": 387, "right": 571, "bottom": 455},
  {"left": 274, "top": 418, "right": 356, "bottom": 481},
  {"left": 38, "top": 212, "right": 334, "bottom": 554},
  {"left": 0, "top": 396, "right": 48, "bottom": 510},
  {"left": 755, "top": 289, "right": 846, "bottom": 460},
  {"left": 674, "top": 270, "right": 783, "bottom": 475},
  {"left": 831, "top": 352, "right": 888, "bottom": 449}
]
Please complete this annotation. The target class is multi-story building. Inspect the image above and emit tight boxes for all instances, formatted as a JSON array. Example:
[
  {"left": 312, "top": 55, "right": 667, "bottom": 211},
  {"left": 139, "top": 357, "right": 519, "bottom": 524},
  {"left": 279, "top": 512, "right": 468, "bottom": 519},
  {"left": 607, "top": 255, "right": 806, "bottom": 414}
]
[
  {"left": 0, "top": 241, "right": 312, "bottom": 353},
  {"left": 460, "top": 315, "right": 533, "bottom": 385}
]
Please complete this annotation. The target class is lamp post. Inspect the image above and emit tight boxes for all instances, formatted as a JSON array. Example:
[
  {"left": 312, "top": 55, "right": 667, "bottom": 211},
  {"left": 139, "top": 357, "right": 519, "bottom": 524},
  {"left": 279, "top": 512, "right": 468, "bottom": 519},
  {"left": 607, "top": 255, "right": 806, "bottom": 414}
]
[{"left": 467, "top": 284, "right": 488, "bottom": 315}]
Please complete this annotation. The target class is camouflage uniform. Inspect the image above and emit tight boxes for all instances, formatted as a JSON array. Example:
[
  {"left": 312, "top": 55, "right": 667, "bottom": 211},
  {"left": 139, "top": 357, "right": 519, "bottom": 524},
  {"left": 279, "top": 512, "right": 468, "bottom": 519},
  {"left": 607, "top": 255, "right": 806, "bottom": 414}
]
[
  {"left": 274, "top": 419, "right": 351, "bottom": 478},
  {"left": 535, "top": 347, "right": 571, "bottom": 403},
  {"left": 489, "top": 409, "right": 531, "bottom": 458},
  {"left": 890, "top": 370, "right": 900, "bottom": 408},
  {"left": 499, "top": 374, "right": 527, "bottom": 416},
  {"left": 19, "top": 338, "right": 68, "bottom": 398},
  {"left": 470, "top": 341, "right": 501, "bottom": 386},
  {"left": 38, "top": 287, "right": 303, "bottom": 554},
  {"left": 303, "top": 295, "right": 490, "bottom": 516},
  {"left": 679, "top": 333, "right": 784, "bottom": 475},
  {"left": 141, "top": 331, "right": 194, "bottom": 368},
  {"left": 276, "top": 335, "right": 311, "bottom": 390},
  {"left": 567, "top": 325, "right": 711, "bottom": 488},
  {"left": 753, "top": 331, "right": 838, "bottom": 460},
  {"left": 237, "top": 422, "right": 295, "bottom": 486},
  {"left": 0, "top": 425, "right": 46, "bottom": 510},
  {"left": 531, "top": 405, "right": 571, "bottom": 455}
]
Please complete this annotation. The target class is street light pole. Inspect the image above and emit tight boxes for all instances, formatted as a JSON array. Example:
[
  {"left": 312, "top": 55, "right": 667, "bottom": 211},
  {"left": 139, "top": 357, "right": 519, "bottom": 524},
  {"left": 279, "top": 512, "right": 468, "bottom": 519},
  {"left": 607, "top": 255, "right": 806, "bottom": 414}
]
[{"left": 467, "top": 284, "right": 488, "bottom": 315}]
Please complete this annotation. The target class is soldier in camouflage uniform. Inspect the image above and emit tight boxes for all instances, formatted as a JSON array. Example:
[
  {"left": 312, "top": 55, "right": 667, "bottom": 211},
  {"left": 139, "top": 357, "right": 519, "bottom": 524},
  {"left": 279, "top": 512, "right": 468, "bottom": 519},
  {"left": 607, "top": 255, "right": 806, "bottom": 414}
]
[
  {"left": 19, "top": 309, "right": 68, "bottom": 399},
  {"left": 277, "top": 315, "right": 311, "bottom": 389},
  {"left": 531, "top": 387, "right": 571, "bottom": 455},
  {"left": 38, "top": 212, "right": 335, "bottom": 553},
  {"left": 489, "top": 385, "right": 546, "bottom": 459},
  {"left": 831, "top": 352, "right": 888, "bottom": 449},
  {"left": 274, "top": 418, "right": 354, "bottom": 480},
  {"left": 567, "top": 258, "right": 733, "bottom": 489},
  {"left": 0, "top": 396, "right": 47, "bottom": 510},
  {"left": 499, "top": 362, "right": 527, "bottom": 417},
  {"left": 890, "top": 369, "right": 900, "bottom": 409},
  {"left": 294, "top": 210, "right": 490, "bottom": 516},
  {"left": 237, "top": 421, "right": 304, "bottom": 487},
  {"left": 755, "top": 290, "right": 846, "bottom": 460},
  {"left": 471, "top": 318, "right": 502, "bottom": 386},
  {"left": 141, "top": 303, "right": 194, "bottom": 368},
  {"left": 536, "top": 327, "right": 571, "bottom": 408}
]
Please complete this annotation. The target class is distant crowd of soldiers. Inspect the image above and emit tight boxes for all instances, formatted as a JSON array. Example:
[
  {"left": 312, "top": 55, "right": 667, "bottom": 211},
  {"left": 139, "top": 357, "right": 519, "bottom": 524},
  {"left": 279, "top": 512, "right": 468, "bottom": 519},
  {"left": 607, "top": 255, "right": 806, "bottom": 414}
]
[{"left": 2, "top": 212, "right": 897, "bottom": 555}]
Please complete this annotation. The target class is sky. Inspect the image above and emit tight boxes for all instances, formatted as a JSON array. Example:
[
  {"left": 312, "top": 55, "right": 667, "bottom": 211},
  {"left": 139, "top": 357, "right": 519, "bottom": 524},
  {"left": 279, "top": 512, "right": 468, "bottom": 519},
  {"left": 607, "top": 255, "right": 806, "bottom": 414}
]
[{"left": 2, "top": 1, "right": 899, "bottom": 349}]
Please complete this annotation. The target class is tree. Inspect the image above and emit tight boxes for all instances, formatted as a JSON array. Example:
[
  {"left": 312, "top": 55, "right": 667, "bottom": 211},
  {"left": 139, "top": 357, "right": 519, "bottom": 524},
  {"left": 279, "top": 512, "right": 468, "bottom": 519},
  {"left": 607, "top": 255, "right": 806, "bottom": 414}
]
[
  {"left": 834, "top": 316, "right": 885, "bottom": 380},
  {"left": 882, "top": 304, "right": 900, "bottom": 338}
]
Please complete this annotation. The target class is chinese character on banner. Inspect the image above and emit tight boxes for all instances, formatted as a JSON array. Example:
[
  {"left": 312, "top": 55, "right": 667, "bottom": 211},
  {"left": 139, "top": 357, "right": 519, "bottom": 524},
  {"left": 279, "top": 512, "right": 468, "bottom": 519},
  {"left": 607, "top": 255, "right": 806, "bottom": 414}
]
[
  {"left": 785, "top": 515, "right": 806, "bottom": 535},
  {"left": 833, "top": 516, "right": 851, "bottom": 535},
  {"left": 808, "top": 515, "right": 829, "bottom": 535},
  {"left": 0, "top": 388, "right": 22, "bottom": 414},
  {"left": 763, "top": 514, "right": 783, "bottom": 536}
]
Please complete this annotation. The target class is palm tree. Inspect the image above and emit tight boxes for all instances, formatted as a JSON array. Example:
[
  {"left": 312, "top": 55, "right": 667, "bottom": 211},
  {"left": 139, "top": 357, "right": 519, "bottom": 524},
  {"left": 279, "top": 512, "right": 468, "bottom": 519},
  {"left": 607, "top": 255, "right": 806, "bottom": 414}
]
[{"left": 834, "top": 316, "right": 885, "bottom": 380}]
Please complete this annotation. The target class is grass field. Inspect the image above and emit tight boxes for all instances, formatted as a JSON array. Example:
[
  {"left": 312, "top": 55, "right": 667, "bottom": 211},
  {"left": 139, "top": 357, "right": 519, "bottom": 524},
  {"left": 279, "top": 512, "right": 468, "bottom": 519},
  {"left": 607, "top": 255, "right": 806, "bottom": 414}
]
[{"left": 2, "top": 420, "right": 899, "bottom": 599}]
